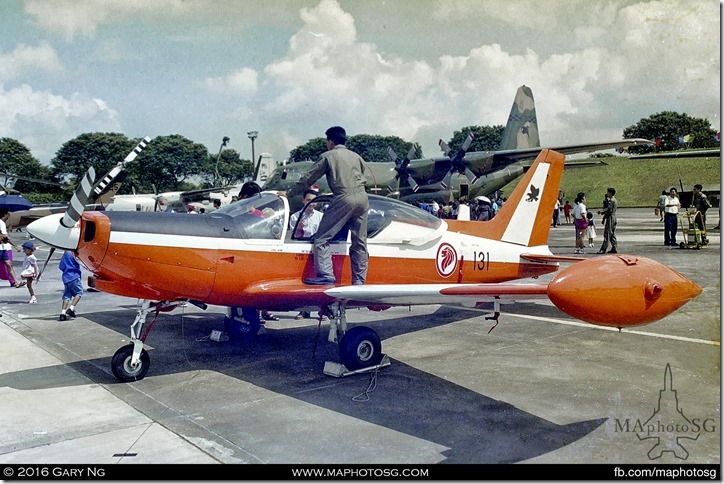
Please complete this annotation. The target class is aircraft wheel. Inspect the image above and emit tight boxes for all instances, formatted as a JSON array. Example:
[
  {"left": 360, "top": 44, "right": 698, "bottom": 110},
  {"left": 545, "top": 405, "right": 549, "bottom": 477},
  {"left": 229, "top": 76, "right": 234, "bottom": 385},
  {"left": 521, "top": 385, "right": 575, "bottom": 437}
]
[
  {"left": 339, "top": 326, "right": 382, "bottom": 371},
  {"left": 111, "top": 344, "right": 150, "bottom": 382},
  {"left": 224, "top": 307, "right": 260, "bottom": 339}
]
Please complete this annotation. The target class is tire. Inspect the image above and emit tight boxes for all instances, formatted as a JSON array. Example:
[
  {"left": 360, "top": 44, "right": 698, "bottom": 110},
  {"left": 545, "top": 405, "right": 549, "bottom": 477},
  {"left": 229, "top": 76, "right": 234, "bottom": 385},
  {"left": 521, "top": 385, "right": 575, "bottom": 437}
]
[
  {"left": 111, "top": 344, "right": 150, "bottom": 382},
  {"left": 679, "top": 242, "right": 685, "bottom": 249},
  {"left": 224, "top": 307, "right": 260, "bottom": 340},
  {"left": 339, "top": 326, "right": 382, "bottom": 371}
]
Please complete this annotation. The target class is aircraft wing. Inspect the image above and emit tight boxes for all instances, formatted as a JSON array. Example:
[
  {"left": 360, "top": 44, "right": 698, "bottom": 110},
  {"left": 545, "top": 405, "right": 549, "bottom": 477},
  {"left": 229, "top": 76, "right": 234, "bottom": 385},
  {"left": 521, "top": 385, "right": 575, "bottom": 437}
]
[
  {"left": 324, "top": 283, "right": 550, "bottom": 306},
  {"left": 629, "top": 149, "right": 720, "bottom": 159},
  {"left": 494, "top": 138, "right": 653, "bottom": 162},
  {"left": 175, "top": 186, "right": 237, "bottom": 203}
]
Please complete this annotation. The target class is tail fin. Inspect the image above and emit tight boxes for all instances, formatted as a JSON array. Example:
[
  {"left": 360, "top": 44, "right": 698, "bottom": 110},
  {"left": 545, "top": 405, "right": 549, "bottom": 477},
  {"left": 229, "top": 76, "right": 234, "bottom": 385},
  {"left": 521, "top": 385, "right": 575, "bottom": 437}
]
[
  {"left": 450, "top": 149, "right": 564, "bottom": 247},
  {"left": 498, "top": 85, "right": 540, "bottom": 150},
  {"left": 93, "top": 170, "right": 127, "bottom": 207}
]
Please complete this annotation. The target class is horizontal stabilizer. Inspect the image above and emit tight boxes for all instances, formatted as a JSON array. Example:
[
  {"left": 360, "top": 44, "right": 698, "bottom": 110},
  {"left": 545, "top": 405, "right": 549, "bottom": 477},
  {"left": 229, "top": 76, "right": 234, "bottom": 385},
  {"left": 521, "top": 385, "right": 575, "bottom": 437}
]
[{"left": 520, "top": 254, "right": 585, "bottom": 263}]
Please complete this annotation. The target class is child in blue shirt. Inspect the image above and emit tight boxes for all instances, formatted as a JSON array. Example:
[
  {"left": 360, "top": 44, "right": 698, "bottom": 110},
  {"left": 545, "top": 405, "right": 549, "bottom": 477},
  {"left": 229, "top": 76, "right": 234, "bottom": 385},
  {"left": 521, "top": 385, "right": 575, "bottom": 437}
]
[{"left": 59, "top": 250, "right": 83, "bottom": 321}]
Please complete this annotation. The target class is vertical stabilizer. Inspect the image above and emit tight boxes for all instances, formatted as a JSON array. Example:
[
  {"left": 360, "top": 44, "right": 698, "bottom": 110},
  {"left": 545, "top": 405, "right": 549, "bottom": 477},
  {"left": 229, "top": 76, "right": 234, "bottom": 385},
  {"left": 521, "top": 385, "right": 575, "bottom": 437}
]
[
  {"left": 498, "top": 85, "right": 540, "bottom": 150},
  {"left": 453, "top": 149, "right": 564, "bottom": 247}
]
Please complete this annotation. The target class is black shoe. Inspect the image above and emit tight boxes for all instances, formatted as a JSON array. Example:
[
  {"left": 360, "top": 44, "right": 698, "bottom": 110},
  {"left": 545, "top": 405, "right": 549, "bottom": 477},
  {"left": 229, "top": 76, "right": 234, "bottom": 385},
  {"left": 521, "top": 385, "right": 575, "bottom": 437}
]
[
  {"left": 304, "top": 276, "right": 336, "bottom": 285},
  {"left": 59, "top": 313, "right": 67, "bottom": 321},
  {"left": 607, "top": 249, "right": 617, "bottom": 254},
  {"left": 66, "top": 308, "right": 76, "bottom": 318}
]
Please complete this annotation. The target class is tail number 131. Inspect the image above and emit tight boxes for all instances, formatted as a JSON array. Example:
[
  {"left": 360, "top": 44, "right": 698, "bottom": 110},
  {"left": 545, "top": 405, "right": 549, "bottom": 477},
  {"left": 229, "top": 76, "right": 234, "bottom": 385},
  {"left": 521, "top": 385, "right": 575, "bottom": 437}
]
[{"left": 473, "top": 251, "right": 490, "bottom": 271}]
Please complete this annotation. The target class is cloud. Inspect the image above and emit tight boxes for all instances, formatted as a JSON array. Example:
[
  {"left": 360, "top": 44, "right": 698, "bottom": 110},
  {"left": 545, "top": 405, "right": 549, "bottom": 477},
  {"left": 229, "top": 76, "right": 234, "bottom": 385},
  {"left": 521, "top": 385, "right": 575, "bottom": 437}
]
[
  {"left": 23, "top": 0, "right": 202, "bottom": 40},
  {"left": 251, "top": 0, "right": 719, "bottom": 157},
  {"left": 10, "top": 0, "right": 719, "bottom": 164},
  {"left": 0, "top": 84, "right": 121, "bottom": 162},
  {"left": 0, "top": 43, "right": 63, "bottom": 82},
  {"left": 202, "top": 67, "right": 259, "bottom": 95}
]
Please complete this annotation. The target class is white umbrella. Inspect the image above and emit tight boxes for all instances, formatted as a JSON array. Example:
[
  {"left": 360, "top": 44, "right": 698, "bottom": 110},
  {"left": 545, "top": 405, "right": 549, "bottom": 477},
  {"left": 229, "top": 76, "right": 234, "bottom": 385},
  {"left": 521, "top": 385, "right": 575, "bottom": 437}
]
[{"left": 475, "top": 196, "right": 491, "bottom": 204}]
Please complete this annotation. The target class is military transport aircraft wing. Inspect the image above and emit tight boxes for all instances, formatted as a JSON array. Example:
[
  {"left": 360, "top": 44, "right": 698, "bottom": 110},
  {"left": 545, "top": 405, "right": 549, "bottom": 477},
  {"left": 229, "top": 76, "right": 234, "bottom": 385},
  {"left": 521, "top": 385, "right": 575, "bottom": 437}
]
[{"left": 628, "top": 149, "right": 720, "bottom": 159}]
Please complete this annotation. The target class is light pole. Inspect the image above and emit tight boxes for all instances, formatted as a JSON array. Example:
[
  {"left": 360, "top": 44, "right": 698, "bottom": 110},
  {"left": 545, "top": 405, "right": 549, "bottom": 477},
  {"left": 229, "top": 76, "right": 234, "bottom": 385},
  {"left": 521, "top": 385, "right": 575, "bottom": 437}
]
[
  {"left": 214, "top": 136, "right": 230, "bottom": 187},
  {"left": 247, "top": 131, "right": 259, "bottom": 182}
]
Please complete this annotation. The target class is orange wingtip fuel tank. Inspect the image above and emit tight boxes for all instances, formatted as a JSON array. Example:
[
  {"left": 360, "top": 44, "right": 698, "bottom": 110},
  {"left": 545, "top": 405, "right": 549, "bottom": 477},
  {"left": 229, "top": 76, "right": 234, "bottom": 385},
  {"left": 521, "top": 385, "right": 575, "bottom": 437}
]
[{"left": 547, "top": 255, "right": 702, "bottom": 327}]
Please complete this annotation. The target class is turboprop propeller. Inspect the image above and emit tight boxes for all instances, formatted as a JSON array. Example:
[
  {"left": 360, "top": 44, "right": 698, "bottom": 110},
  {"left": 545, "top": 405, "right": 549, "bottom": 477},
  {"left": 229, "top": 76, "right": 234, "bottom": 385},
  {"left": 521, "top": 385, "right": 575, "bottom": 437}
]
[
  {"left": 386, "top": 144, "right": 419, "bottom": 196},
  {"left": 36, "top": 137, "right": 151, "bottom": 280},
  {"left": 438, "top": 132, "right": 477, "bottom": 189}
]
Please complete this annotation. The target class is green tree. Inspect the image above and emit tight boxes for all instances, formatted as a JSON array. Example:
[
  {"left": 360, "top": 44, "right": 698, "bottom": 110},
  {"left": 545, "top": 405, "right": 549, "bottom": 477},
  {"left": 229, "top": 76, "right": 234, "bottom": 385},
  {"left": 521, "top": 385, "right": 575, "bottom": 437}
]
[
  {"left": 51, "top": 133, "right": 138, "bottom": 191},
  {"left": 130, "top": 135, "right": 209, "bottom": 192},
  {"left": 447, "top": 125, "right": 504, "bottom": 153},
  {"left": 623, "top": 112, "right": 719, "bottom": 154},
  {"left": 289, "top": 138, "right": 327, "bottom": 163},
  {"left": 347, "top": 134, "right": 421, "bottom": 162},
  {"left": 289, "top": 135, "right": 423, "bottom": 163},
  {"left": 200, "top": 148, "right": 253, "bottom": 187},
  {"left": 0, "top": 138, "right": 57, "bottom": 197}
]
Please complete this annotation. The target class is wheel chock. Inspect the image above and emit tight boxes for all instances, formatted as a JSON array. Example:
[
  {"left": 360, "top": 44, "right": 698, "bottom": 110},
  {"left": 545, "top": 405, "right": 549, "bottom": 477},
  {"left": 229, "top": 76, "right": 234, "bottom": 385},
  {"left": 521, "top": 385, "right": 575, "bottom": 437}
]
[{"left": 323, "top": 354, "right": 391, "bottom": 378}]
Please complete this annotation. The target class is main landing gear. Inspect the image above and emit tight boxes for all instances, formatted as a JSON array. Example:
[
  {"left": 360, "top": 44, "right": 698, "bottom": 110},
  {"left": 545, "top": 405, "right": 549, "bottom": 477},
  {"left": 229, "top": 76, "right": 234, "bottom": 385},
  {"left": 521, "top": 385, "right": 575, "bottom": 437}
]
[
  {"left": 110, "top": 299, "right": 182, "bottom": 383},
  {"left": 321, "top": 303, "right": 389, "bottom": 377}
]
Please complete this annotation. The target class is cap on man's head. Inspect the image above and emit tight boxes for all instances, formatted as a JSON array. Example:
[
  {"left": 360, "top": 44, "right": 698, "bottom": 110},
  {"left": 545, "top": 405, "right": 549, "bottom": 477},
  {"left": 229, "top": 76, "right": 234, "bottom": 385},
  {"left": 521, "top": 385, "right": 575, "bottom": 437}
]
[
  {"left": 21, "top": 241, "right": 34, "bottom": 250},
  {"left": 694, "top": 184, "right": 703, "bottom": 190}
]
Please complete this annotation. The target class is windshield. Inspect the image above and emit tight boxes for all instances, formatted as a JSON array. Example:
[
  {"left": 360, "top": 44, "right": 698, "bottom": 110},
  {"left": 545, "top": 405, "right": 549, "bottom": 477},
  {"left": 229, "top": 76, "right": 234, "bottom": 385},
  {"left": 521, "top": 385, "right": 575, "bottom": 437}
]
[{"left": 214, "top": 192, "right": 286, "bottom": 239}]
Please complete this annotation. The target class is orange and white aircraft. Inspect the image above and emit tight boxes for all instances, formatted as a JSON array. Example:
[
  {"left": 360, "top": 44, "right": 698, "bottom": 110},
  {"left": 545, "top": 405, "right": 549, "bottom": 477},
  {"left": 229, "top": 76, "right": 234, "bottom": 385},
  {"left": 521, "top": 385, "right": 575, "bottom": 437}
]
[{"left": 27, "top": 148, "right": 702, "bottom": 382}]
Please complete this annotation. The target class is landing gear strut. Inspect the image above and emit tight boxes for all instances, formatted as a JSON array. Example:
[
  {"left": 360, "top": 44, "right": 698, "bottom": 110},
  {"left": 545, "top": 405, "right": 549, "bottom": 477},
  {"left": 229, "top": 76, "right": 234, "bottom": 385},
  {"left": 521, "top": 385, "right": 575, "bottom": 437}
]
[
  {"left": 322, "top": 303, "right": 389, "bottom": 377},
  {"left": 110, "top": 299, "right": 182, "bottom": 383}
]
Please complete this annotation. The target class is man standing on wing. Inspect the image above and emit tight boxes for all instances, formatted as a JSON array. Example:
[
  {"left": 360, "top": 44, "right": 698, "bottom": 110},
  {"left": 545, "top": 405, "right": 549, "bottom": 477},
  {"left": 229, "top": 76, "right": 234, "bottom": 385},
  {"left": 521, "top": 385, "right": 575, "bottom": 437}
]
[{"left": 287, "top": 126, "right": 369, "bottom": 285}]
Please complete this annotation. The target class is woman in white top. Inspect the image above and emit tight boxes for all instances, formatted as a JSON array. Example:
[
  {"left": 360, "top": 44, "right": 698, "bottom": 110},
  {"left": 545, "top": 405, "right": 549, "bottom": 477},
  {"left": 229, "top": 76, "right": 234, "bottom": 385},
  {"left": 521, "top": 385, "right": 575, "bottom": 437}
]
[
  {"left": 572, "top": 192, "right": 588, "bottom": 254},
  {"left": 663, "top": 187, "right": 681, "bottom": 247}
]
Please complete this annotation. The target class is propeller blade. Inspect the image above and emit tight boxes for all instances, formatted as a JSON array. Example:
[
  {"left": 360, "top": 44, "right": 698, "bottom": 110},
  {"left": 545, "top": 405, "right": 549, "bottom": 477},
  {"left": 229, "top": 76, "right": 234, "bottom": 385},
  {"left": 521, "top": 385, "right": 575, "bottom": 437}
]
[
  {"left": 36, "top": 246, "right": 55, "bottom": 282},
  {"left": 407, "top": 174, "right": 419, "bottom": 192},
  {"left": 405, "top": 144, "right": 417, "bottom": 160},
  {"left": 439, "top": 169, "right": 453, "bottom": 190},
  {"left": 92, "top": 136, "right": 151, "bottom": 201},
  {"left": 465, "top": 167, "right": 479, "bottom": 185},
  {"left": 439, "top": 139, "right": 451, "bottom": 157},
  {"left": 61, "top": 167, "right": 96, "bottom": 229},
  {"left": 461, "top": 132, "right": 474, "bottom": 152}
]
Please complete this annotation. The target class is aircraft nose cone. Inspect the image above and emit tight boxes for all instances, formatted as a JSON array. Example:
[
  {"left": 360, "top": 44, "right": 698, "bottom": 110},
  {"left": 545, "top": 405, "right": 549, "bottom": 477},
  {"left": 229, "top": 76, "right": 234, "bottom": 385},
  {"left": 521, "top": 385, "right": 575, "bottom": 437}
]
[{"left": 26, "top": 213, "right": 80, "bottom": 250}]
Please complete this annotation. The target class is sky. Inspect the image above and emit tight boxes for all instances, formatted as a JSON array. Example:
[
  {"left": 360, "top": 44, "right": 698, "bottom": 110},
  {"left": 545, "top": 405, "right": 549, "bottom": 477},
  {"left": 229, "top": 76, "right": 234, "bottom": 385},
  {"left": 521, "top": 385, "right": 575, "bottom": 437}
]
[{"left": 0, "top": 0, "right": 720, "bottom": 166}]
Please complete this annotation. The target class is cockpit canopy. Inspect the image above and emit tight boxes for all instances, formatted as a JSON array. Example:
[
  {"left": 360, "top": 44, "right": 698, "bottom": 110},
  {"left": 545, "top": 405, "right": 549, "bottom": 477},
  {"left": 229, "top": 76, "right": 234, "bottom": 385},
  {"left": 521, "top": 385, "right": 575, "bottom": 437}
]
[{"left": 213, "top": 192, "right": 444, "bottom": 245}]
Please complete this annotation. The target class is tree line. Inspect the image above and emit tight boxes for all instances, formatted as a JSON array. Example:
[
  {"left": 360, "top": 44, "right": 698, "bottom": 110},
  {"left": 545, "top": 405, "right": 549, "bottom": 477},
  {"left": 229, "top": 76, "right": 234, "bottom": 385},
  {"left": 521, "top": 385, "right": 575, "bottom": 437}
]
[{"left": 1, "top": 111, "right": 718, "bottom": 204}]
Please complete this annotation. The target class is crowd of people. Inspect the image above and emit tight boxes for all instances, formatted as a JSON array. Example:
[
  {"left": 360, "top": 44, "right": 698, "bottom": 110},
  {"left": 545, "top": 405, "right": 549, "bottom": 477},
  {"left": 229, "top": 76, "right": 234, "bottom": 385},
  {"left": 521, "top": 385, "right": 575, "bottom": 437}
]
[
  {"left": 554, "top": 182, "right": 716, "bottom": 254},
  {"left": 415, "top": 195, "right": 505, "bottom": 221}
]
